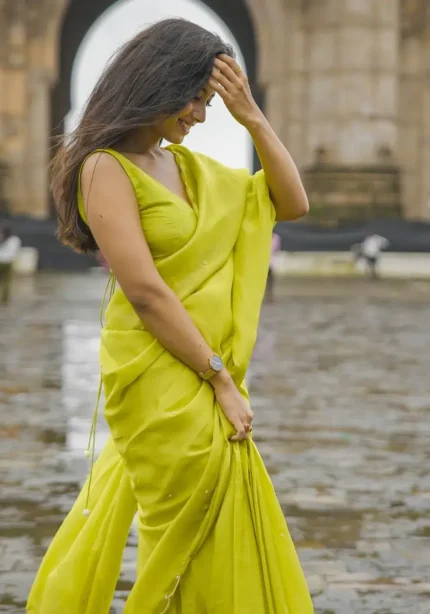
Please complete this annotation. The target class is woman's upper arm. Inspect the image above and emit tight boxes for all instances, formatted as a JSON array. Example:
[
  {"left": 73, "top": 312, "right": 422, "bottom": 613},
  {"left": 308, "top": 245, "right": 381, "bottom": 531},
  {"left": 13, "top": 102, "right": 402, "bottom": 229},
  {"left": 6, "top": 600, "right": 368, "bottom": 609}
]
[{"left": 80, "top": 152, "right": 163, "bottom": 306}]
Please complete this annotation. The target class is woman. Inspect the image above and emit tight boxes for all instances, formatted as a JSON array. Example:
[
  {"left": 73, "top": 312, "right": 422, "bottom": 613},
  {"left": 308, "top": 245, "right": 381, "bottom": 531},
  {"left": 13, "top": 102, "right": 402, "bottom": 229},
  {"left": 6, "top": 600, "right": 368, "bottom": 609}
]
[{"left": 28, "top": 18, "right": 313, "bottom": 614}]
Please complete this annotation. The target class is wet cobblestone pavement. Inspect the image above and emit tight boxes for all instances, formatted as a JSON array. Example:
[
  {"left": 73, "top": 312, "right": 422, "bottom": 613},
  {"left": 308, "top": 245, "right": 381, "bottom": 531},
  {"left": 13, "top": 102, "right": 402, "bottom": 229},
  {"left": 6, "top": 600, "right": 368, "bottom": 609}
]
[{"left": 1, "top": 273, "right": 429, "bottom": 614}]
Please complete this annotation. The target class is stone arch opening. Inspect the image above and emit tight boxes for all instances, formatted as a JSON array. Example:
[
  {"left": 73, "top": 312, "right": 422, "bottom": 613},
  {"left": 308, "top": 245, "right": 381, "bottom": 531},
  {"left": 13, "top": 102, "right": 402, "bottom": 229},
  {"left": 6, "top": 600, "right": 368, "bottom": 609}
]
[{"left": 51, "top": 0, "right": 259, "bottom": 140}]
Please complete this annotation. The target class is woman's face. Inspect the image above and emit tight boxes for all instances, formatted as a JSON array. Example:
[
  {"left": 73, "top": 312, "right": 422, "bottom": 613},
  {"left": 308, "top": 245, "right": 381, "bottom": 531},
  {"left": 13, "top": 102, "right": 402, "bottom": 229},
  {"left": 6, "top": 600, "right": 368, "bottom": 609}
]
[{"left": 155, "top": 85, "right": 216, "bottom": 144}]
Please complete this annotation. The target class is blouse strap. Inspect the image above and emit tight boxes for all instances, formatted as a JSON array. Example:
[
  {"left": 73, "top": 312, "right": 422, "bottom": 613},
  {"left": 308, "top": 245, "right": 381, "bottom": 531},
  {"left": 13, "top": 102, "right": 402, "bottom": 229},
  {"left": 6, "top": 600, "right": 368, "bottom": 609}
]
[{"left": 77, "top": 148, "right": 142, "bottom": 225}]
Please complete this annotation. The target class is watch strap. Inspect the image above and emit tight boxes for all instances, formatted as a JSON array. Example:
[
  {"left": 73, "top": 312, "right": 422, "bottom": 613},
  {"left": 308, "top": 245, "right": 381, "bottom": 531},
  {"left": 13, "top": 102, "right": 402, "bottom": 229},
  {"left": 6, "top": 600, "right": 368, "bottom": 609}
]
[{"left": 199, "top": 366, "right": 216, "bottom": 381}]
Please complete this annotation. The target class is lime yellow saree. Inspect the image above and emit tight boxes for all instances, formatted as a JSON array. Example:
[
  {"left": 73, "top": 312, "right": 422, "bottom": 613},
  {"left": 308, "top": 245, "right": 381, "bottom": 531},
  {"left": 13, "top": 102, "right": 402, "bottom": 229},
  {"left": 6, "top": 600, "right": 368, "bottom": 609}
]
[{"left": 27, "top": 145, "right": 313, "bottom": 614}]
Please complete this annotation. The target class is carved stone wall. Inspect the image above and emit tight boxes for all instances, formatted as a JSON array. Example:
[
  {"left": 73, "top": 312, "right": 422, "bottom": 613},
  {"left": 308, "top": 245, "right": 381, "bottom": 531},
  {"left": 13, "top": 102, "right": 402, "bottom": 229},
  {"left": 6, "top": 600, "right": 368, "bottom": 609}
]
[{"left": 0, "top": 0, "right": 428, "bottom": 223}]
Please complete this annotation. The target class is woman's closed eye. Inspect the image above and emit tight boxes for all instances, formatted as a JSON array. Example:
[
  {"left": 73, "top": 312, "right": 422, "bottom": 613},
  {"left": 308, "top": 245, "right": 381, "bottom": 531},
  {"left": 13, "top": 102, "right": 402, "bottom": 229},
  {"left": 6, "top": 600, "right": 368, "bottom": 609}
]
[{"left": 194, "top": 95, "right": 213, "bottom": 107}]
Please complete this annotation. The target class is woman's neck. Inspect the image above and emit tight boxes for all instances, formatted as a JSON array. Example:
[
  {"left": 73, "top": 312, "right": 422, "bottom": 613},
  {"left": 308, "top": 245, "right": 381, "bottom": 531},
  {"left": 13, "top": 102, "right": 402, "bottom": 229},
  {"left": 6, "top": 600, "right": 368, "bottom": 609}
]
[{"left": 119, "top": 127, "right": 163, "bottom": 158}]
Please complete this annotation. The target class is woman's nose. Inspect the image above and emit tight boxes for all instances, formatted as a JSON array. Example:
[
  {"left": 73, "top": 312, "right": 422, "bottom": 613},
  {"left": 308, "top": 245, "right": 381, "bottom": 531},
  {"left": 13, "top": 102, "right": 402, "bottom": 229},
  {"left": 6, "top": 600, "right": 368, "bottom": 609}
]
[{"left": 193, "top": 105, "right": 206, "bottom": 124}]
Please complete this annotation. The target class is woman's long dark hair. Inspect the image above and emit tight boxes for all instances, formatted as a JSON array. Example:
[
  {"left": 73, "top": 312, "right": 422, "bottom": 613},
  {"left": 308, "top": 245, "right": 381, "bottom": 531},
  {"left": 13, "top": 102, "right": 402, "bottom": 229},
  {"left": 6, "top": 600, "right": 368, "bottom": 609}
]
[{"left": 53, "top": 18, "right": 234, "bottom": 253}]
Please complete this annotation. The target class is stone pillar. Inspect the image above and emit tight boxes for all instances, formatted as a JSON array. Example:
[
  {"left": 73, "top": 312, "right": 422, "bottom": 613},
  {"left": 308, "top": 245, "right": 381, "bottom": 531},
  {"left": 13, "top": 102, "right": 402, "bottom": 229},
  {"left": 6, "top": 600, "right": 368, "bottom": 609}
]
[
  {"left": 278, "top": 0, "right": 308, "bottom": 168},
  {"left": 26, "top": 70, "right": 51, "bottom": 218},
  {"left": 399, "top": 1, "right": 430, "bottom": 220},
  {"left": 423, "top": 36, "right": 430, "bottom": 221},
  {"left": 0, "top": 0, "right": 62, "bottom": 218},
  {"left": 247, "top": 0, "right": 291, "bottom": 147},
  {"left": 26, "top": 29, "right": 58, "bottom": 219},
  {"left": 301, "top": 0, "right": 402, "bottom": 225},
  {"left": 0, "top": 1, "right": 29, "bottom": 215}
]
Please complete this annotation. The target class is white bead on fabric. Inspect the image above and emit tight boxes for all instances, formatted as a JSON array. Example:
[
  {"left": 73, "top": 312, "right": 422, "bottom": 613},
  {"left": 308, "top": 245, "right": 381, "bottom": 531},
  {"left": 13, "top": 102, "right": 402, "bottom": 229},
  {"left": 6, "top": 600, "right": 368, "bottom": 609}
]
[
  {"left": 159, "top": 575, "right": 181, "bottom": 614},
  {"left": 82, "top": 272, "right": 116, "bottom": 519}
]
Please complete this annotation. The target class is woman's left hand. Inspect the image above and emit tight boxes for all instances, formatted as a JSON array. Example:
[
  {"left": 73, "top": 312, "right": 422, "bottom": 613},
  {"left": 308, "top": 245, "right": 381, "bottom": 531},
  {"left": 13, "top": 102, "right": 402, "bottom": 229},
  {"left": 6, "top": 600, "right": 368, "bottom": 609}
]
[{"left": 209, "top": 55, "right": 263, "bottom": 128}]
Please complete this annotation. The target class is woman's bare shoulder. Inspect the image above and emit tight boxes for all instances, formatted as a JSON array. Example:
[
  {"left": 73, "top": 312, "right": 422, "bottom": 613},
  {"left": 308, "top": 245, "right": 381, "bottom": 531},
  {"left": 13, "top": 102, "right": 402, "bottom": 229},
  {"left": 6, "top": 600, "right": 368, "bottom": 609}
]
[
  {"left": 80, "top": 150, "right": 137, "bottom": 222},
  {"left": 81, "top": 150, "right": 124, "bottom": 183}
]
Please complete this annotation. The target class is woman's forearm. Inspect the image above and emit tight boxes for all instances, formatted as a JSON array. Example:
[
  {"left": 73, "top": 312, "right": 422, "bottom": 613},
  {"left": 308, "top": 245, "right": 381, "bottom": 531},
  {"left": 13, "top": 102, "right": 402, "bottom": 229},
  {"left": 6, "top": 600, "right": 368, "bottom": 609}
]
[
  {"left": 247, "top": 111, "right": 309, "bottom": 221},
  {"left": 131, "top": 283, "right": 231, "bottom": 388},
  {"left": 208, "top": 55, "right": 308, "bottom": 222}
]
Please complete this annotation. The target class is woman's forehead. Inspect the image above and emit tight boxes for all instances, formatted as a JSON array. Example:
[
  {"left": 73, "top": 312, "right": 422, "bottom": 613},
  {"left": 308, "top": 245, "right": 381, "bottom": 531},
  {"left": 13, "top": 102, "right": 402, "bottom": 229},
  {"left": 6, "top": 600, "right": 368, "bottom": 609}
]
[{"left": 201, "top": 84, "right": 216, "bottom": 98}]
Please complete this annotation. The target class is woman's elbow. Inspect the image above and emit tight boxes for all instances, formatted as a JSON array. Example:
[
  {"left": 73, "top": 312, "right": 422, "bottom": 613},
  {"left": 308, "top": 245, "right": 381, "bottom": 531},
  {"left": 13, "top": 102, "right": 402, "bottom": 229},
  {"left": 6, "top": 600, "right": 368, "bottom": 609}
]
[
  {"left": 278, "top": 196, "right": 309, "bottom": 221},
  {"left": 127, "top": 281, "right": 168, "bottom": 313},
  {"left": 295, "top": 196, "right": 310, "bottom": 219}
]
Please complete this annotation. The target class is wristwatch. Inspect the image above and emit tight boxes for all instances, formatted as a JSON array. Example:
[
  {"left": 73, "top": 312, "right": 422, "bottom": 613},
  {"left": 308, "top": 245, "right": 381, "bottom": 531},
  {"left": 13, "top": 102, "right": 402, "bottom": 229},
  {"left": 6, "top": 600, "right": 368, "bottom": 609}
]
[{"left": 199, "top": 354, "right": 224, "bottom": 380}]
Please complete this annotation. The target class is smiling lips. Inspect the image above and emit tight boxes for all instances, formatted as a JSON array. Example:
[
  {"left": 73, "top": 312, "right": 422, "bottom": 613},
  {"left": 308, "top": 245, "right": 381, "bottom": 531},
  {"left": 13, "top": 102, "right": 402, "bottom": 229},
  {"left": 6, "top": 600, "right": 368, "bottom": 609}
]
[{"left": 178, "top": 119, "right": 194, "bottom": 135}]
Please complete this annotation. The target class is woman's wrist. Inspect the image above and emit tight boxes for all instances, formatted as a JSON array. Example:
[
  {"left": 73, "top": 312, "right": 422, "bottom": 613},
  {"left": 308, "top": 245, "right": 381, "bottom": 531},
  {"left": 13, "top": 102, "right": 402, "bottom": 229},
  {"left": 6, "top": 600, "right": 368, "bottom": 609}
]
[
  {"left": 244, "top": 108, "right": 267, "bottom": 134},
  {"left": 210, "top": 367, "right": 233, "bottom": 391}
]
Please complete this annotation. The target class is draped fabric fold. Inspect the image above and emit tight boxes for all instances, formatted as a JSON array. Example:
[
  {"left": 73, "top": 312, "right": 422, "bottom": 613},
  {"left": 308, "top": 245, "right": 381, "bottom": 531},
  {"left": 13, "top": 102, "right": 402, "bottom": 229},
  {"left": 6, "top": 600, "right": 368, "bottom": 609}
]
[
  {"left": 27, "top": 438, "right": 136, "bottom": 613},
  {"left": 27, "top": 146, "right": 313, "bottom": 614}
]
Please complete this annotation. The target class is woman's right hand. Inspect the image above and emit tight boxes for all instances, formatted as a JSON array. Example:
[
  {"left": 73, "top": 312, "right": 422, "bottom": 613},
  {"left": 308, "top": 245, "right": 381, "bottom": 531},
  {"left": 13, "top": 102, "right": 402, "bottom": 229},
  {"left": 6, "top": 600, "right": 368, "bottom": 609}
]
[{"left": 211, "top": 370, "right": 254, "bottom": 441}]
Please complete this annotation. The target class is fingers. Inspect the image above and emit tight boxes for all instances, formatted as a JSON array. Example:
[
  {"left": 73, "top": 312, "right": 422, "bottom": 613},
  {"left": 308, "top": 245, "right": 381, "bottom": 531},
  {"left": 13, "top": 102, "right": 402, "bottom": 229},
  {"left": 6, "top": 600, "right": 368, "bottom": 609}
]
[
  {"left": 208, "top": 76, "right": 226, "bottom": 100},
  {"left": 214, "top": 58, "right": 241, "bottom": 84},
  {"left": 230, "top": 418, "right": 248, "bottom": 441},
  {"left": 230, "top": 417, "right": 248, "bottom": 442},
  {"left": 230, "top": 425, "right": 253, "bottom": 442},
  {"left": 211, "top": 68, "right": 231, "bottom": 92},
  {"left": 229, "top": 412, "right": 254, "bottom": 442},
  {"left": 230, "top": 430, "right": 247, "bottom": 442},
  {"left": 217, "top": 54, "right": 243, "bottom": 76},
  {"left": 210, "top": 57, "right": 246, "bottom": 99}
]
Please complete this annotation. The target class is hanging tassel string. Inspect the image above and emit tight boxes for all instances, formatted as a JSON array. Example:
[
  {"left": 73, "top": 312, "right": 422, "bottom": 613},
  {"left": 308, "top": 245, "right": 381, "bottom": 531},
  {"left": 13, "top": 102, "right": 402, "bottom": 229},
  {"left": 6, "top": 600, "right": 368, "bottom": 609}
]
[{"left": 83, "top": 271, "right": 116, "bottom": 517}]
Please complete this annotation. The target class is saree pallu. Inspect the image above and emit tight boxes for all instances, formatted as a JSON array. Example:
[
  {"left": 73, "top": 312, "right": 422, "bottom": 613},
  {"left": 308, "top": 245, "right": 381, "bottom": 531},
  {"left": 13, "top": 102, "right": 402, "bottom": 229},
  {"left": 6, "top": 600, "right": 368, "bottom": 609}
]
[{"left": 27, "top": 146, "right": 313, "bottom": 613}]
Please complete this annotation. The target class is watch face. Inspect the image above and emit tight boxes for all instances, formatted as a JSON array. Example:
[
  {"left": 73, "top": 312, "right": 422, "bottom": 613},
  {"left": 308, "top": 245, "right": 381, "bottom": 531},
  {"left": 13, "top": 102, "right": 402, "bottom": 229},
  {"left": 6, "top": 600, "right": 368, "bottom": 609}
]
[{"left": 210, "top": 355, "right": 223, "bottom": 372}]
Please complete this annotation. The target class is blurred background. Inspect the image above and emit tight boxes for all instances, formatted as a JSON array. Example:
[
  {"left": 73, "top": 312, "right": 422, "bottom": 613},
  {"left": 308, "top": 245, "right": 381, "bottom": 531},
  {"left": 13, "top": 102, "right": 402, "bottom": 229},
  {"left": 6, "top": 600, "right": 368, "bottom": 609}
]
[{"left": 1, "top": 1, "right": 430, "bottom": 613}]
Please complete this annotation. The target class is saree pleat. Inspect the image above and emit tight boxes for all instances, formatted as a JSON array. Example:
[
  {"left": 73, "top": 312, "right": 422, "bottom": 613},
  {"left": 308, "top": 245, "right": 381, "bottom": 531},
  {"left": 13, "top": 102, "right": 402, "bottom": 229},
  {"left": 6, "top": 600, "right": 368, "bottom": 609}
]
[{"left": 27, "top": 146, "right": 313, "bottom": 614}]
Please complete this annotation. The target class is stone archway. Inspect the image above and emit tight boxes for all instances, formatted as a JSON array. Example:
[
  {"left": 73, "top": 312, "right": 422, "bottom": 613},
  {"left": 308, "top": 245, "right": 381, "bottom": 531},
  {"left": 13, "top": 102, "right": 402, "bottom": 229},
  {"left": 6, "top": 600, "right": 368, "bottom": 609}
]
[
  {"left": 52, "top": 0, "right": 259, "bottom": 139},
  {"left": 2, "top": 0, "right": 287, "bottom": 222},
  {"left": 4, "top": 0, "right": 424, "bottom": 231}
]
